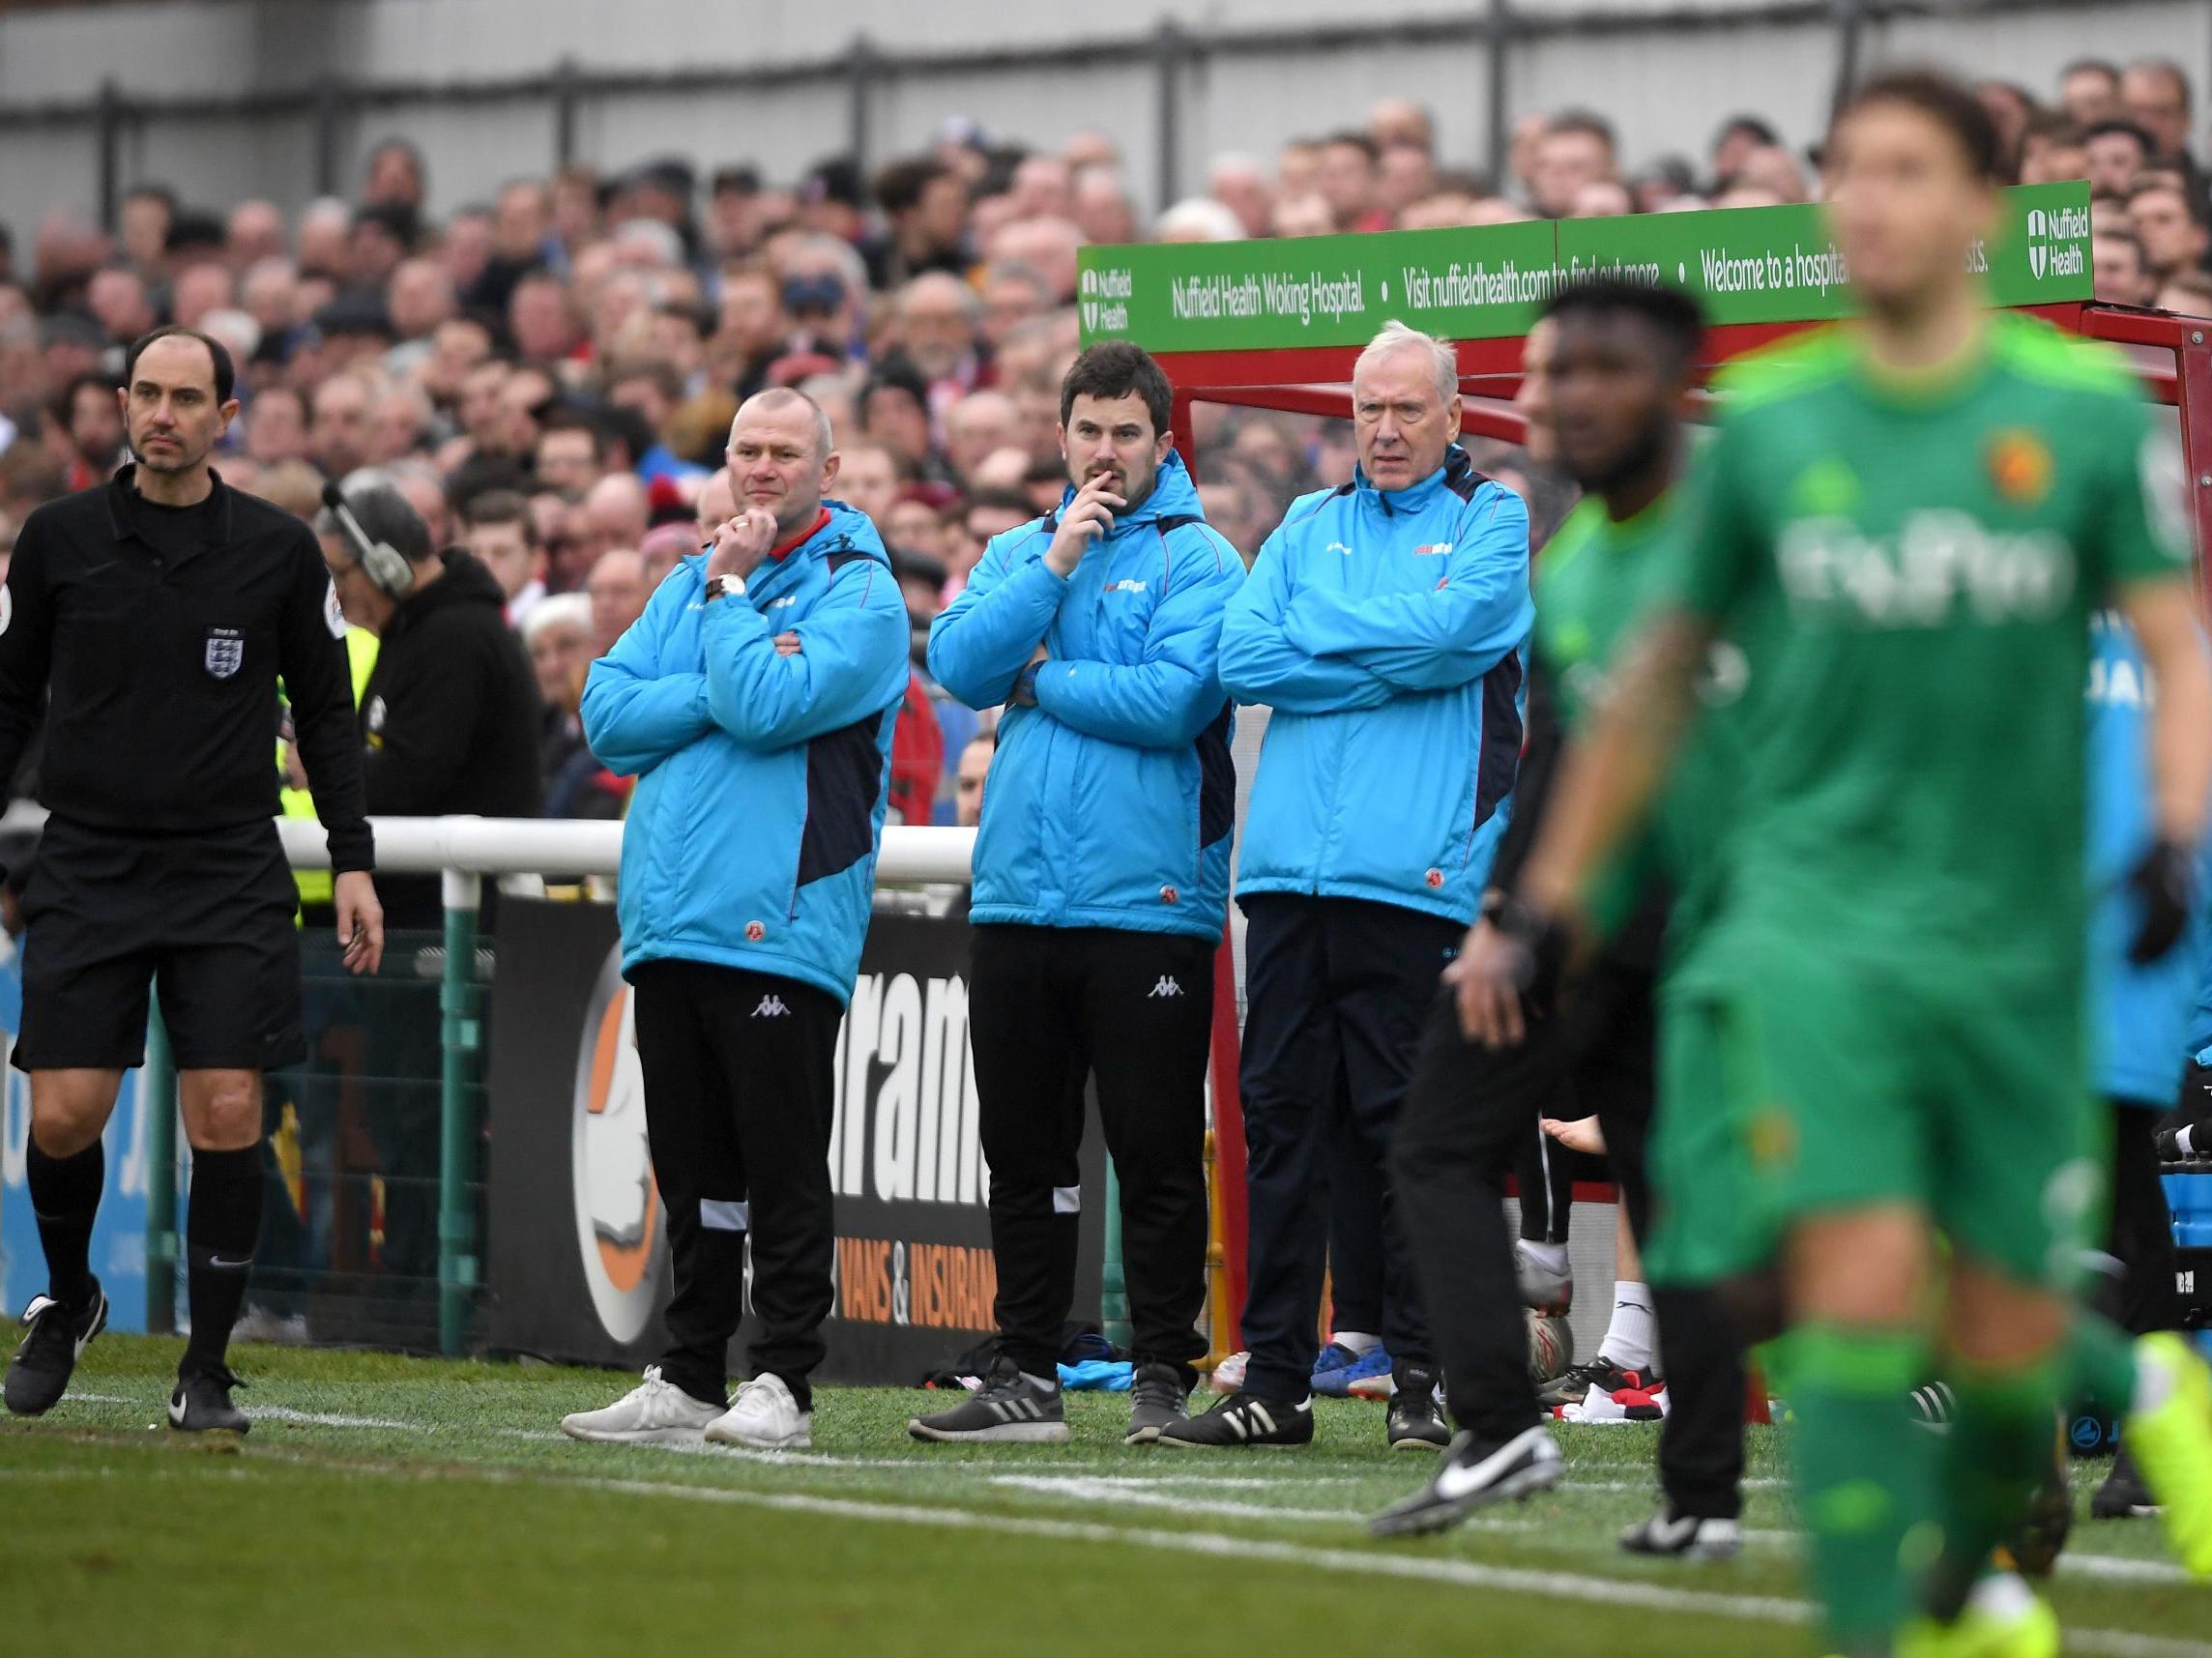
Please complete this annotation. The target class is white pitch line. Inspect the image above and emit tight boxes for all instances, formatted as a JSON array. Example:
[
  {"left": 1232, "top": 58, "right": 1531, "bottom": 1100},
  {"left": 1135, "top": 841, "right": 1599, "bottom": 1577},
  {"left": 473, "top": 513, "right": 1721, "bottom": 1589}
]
[{"left": 247, "top": 1407, "right": 419, "bottom": 1431}]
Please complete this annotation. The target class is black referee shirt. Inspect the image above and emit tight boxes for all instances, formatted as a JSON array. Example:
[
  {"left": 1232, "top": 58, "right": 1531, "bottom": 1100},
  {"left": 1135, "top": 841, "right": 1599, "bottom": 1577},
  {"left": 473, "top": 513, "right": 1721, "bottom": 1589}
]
[{"left": 0, "top": 466, "right": 372, "bottom": 871}]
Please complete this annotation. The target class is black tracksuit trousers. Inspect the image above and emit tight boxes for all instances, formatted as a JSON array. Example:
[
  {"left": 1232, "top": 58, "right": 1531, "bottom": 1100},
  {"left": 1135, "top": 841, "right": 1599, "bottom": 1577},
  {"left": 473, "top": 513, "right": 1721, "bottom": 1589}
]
[
  {"left": 969, "top": 924, "right": 1216, "bottom": 1384},
  {"left": 1238, "top": 894, "right": 1460, "bottom": 1403},
  {"left": 1392, "top": 950, "right": 1747, "bottom": 1521},
  {"left": 630, "top": 959, "right": 841, "bottom": 1411}
]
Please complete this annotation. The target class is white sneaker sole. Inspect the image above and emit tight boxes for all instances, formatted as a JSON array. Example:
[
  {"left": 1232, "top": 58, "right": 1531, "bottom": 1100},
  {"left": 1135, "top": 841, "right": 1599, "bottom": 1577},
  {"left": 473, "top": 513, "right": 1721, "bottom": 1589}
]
[
  {"left": 907, "top": 1418, "right": 1068, "bottom": 1444},
  {"left": 559, "top": 1417, "right": 714, "bottom": 1446},
  {"left": 705, "top": 1422, "right": 813, "bottom": 1450}
]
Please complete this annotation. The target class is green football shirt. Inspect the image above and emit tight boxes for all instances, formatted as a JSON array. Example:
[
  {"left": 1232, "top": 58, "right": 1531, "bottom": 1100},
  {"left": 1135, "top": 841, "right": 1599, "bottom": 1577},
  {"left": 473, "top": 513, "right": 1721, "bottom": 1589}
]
[
  {"left": 1538, "top": 487, "right": 1748, "bottom": 946},
  {"left": 1659, "top": 312, "right": 2191, "bottom": 982}
]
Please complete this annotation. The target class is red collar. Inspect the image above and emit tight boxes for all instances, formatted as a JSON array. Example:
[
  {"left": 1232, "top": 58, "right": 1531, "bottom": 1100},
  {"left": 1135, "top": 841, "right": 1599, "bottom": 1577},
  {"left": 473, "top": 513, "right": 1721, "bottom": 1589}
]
[{"left": 771, "top": 507, "right": 833, "bottom": 562}]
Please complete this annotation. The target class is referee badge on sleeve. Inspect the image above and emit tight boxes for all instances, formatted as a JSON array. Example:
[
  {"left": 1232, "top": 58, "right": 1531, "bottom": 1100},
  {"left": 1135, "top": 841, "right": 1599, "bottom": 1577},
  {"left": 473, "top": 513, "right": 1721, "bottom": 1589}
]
[{"left": 204, "top": 626, "right": 245, "bottom": 680}]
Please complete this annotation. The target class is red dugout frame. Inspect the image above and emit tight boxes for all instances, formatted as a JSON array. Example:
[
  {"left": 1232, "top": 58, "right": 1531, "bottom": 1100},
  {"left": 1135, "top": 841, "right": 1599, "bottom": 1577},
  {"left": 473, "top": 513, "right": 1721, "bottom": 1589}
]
[{"left": 1184, "top": 303, "right": 2212, "bottom": 1353}]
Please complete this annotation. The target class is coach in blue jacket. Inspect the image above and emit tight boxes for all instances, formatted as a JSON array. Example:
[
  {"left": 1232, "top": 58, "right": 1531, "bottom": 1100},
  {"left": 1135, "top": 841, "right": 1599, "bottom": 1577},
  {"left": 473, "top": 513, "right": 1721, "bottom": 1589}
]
[
  {"left": 911, "top": 343, "right": 1244, "bottom": 1447},
  {"left": 1164, "top": 322, "right": 1533, "bottom": 1451},
  {"left": 561, "top": 388, "right": 908, "bottom": 1455}
]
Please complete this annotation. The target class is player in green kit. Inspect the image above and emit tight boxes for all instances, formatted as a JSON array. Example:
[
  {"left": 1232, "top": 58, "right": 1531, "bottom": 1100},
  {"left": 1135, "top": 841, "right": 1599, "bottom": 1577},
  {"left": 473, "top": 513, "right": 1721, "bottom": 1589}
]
[{"left": 1451, "top": 69, "right": 2212, "bottom": 1658}]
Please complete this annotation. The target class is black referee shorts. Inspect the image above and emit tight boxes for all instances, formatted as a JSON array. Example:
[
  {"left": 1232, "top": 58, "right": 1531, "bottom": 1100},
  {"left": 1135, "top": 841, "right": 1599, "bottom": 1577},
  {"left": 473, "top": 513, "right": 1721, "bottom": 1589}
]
[{"left": 14, "top": 817, "right": 305, "bottom": 1073}]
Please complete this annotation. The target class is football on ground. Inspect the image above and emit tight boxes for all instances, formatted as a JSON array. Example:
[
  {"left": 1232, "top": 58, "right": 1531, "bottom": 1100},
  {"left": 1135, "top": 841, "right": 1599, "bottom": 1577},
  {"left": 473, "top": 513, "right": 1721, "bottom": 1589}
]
[{"left": 6, "top": 1335, "right": 2207, "bottom": 1658}]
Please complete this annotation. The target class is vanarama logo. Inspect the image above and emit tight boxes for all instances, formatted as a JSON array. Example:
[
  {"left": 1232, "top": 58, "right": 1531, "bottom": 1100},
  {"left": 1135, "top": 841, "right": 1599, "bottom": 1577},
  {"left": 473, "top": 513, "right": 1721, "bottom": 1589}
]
[
  {"left": 572, "top": 946, "right": 661, "bottom": 1345},
  {"left": 1079, "top": 263, "right": 1133, "bottom": 336},
  {"left": 2024, "top": 204, "right": 2089, "bottom": 281}
]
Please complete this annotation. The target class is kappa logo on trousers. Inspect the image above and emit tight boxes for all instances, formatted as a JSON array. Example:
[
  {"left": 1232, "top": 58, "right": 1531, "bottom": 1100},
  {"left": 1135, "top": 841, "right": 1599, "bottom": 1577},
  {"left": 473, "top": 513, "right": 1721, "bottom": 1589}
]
[
  {"left": 752, "top": 994, "right": 791, "bottom": 1018},
  {"left": 1146, "top": 976, "right": 1182, "bottom": 1000}
]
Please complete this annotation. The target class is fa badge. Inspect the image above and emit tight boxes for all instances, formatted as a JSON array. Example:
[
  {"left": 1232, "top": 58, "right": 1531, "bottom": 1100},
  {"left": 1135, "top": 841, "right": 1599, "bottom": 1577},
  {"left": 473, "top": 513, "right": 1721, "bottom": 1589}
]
[{"left": 204, "top": 626, "right": 245, "bottom": 680}]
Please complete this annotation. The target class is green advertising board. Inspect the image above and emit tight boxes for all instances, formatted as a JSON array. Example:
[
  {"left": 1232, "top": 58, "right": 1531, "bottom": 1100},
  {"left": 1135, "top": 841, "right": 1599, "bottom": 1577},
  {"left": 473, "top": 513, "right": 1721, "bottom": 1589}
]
[{"left": 1076, "top": 181, "right": 2092, "bottom": 354}]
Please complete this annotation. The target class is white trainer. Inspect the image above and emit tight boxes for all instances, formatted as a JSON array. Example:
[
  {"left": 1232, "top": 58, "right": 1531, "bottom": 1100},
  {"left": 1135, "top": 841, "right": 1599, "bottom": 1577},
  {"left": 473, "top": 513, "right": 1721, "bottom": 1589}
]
[
  {"left": 560, "top": 1366, "right": 725, "bottom": 1445},
  {"left": 705, "top": 1373, "right": 813, "bottom": 1450}
]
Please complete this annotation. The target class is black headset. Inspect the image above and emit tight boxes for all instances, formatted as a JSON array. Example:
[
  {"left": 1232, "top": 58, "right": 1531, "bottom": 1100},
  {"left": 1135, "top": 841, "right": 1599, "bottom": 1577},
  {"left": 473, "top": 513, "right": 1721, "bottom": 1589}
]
[{"left": 319, "top": 481, "right": 415, "bottom": 596}]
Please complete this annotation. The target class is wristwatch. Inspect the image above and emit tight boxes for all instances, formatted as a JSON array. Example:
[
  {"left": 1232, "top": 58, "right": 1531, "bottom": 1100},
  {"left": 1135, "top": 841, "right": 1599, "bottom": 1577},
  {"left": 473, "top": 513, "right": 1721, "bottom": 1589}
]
[{"left": 706, "top": 572, "right": 747, "bottom": 602}]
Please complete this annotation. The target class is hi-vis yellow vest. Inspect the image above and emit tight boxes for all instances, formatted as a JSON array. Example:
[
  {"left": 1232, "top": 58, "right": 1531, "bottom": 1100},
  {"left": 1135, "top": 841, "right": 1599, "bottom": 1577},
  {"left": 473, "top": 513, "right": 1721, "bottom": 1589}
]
[{"left": 281, "top": 627, "right": 380, "bottom": 909}]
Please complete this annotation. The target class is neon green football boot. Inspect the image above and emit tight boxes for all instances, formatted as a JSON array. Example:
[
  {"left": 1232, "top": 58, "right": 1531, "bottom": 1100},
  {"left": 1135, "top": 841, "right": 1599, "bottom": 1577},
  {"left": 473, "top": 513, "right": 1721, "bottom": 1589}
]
[
  {"left": 2123, "top": 1332, "right": 2212, "bottom": 1577},
  {"left": 1895, "top": 1573, "right": 2058, "bottom": 1658}
]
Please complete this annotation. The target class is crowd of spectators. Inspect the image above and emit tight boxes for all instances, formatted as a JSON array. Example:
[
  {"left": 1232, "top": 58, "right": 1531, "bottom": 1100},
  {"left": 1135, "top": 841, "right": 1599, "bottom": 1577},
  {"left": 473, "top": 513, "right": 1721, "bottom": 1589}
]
[{"left": 0, "top": 53, "right": 2203, "bottom": 824}]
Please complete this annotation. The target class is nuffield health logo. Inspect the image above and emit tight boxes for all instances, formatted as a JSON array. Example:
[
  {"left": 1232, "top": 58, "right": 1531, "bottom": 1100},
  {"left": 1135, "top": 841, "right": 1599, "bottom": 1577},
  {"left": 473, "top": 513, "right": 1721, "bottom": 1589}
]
[
  {"left": 2024, "top": 204, "right": 2088, "bottom": 282},
  {"left": 1079, "top": 263, "right": 1132, "bottom": 335}
]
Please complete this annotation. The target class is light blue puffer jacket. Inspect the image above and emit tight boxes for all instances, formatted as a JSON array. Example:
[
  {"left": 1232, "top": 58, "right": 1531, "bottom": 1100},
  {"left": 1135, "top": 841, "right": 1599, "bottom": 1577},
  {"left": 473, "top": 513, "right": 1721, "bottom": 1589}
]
[
  {"left": 927, "top": 451, "right": 1245, "bottom": 941},
  {"left": 580, "top": 503, "right": 909, "bottom": 1003},
  {"left": 1220, "top": 447, "right": 1532, "bottom": 924}
]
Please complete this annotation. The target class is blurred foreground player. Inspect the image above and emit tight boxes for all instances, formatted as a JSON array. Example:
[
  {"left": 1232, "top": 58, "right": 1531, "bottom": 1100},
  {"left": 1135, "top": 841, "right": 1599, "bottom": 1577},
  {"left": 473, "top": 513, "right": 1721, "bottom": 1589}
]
[
  {"left": 1376, "top": 281, "right": 1746, "bottom": 1549},
  {"left": 1452, "top": 70, "right": 2212, "bottom": 1657},
  {"left": 2, "top": 326, "right": 383, "bottom": 1434}
]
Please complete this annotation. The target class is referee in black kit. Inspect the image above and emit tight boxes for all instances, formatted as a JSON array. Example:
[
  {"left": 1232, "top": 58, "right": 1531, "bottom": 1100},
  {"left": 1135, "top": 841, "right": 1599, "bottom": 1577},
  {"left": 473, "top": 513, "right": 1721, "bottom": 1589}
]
[{"left": 1, "top": 326, "right": 382, "bottom": 1435}]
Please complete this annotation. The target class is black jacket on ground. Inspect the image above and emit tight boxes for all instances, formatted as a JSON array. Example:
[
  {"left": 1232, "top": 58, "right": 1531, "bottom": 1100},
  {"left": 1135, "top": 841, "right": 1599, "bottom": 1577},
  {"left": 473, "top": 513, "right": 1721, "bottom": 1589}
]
[
  {"left": 359, "top": 547, "right": 542, "bottom": 925},
  {"left": 0, "top": 467, "right": 370, "bottom": 868}
]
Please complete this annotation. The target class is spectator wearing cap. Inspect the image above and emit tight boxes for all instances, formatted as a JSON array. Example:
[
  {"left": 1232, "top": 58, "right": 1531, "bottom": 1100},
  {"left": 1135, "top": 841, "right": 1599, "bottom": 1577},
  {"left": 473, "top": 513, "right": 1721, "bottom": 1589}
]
[
  {"left": 313, "top": 293, "right": 398, "bottom": 372},
  {"left": 362, "top": 138, "right": 427, "bottom": 224},
  {"left": 1709, "top": 113, "right": 1780, "bottom": 189},
  {"left": 463, "top": 487, "right": 548, "bottom": 627},
  {"left": 780, "top": 234, "right": 869, "bottom": 358}
]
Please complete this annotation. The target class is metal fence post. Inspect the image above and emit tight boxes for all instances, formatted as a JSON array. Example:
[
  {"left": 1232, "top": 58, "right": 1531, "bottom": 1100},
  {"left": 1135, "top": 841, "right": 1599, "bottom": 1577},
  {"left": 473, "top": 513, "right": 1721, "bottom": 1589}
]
[
  {"left": 437, "top": 868, "right": 482, "bottom": 1357},
  {"left": 313, "top": 73, "right": 343, "bottom": 199},
  {"left": 553, "top": 55, "right": 580, "bottom": 171},
  {"left": 1100, "top": 1163, "right": 1130, "bottom": 1350},
  {"left": 1153, "top": 17, "right": 1183, "bottom": 216},
  {"left": 142, "top": 998, "right": 178, "bottom": 1334},
  {"left": 96, "top": 78, "right": 124, "bottom": 235},
  {"left": 1486, "top": 0, "right": 1512, "bottom": 196},
  {"left": 847, "top": 36, "right": 874, "bottom": 178}
]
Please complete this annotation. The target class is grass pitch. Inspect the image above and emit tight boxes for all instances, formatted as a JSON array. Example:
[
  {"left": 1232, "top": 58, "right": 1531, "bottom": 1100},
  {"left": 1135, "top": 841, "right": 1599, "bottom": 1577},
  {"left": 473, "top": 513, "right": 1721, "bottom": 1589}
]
[{"left": 4, "top": 1336, "right": 2207, "bottom": 1657}]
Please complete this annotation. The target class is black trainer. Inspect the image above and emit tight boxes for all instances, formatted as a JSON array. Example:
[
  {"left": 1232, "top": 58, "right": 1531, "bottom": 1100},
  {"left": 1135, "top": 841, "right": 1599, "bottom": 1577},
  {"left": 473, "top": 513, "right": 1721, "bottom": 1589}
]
[
  {"left": 1156, "top": 1390, "right": 1313, "bottom": 1449},
  {"left": 1370, "top": 1424, "right": 1562, "bottom": 1537},
  {"left": 1126, "top": 1362, "right": 1189, "bottom": 1445},
  {"left": 3, "top": 1279, "right": 107, "bottom": 1416},
  {"left": 1620, "top": 1505, "right": 1743, "bottom": 1560},
  {"left": 1538, "top": 1355, "right": 1655, "bottom": 1410},
  {"left": 2091, "top": 1441, "right": 2160, "bottom": 1520},
  {"left": 908, "top": 1354, "right": 1068, "bottom": 1443},
  {"left": 2004, "top": 1429, "right": 2075, "bottom": 1578},
  {"left": 168, "top": 1364, "right": 250, "bottom": 1435},
  {"left": 1385, "top": 1369, "right": 1450, "bottom": 1450}
]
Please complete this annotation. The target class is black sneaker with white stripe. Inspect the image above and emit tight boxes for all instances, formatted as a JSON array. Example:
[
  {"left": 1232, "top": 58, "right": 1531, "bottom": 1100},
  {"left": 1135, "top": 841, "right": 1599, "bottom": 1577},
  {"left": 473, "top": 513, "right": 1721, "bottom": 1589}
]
[
  {"left": 1619, "top": 1504, "right": 1742, "bottom": 1560},
  {"left": 168, "top": 1364, "right": 250, "bottom": 1436},
  {"left": 4, "top": 1278, "right": 107, "bottom": 1416},
  {"left": 1156, "top": 1390, "right": 1313, "bottom": 1449},
  {"left": 908, "top": 1354, "right": 1067, "bottom": 1443},
  {"left": 1369, "top": 1424, "right": 1562, "bottom": 1537}
]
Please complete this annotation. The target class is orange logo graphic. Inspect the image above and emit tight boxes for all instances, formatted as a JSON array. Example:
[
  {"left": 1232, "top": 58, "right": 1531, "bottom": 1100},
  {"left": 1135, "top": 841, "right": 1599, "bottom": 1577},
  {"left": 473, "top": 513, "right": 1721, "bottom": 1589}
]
[{"left": 1986, "top": 429, "right": 2052, "bottom": 505}]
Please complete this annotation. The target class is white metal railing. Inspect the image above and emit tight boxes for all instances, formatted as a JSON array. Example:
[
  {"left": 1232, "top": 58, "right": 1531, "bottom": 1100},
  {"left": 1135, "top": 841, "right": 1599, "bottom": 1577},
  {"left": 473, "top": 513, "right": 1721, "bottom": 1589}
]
[{"left": 273, "top": 816, "right": 977, "bottom": 886}]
